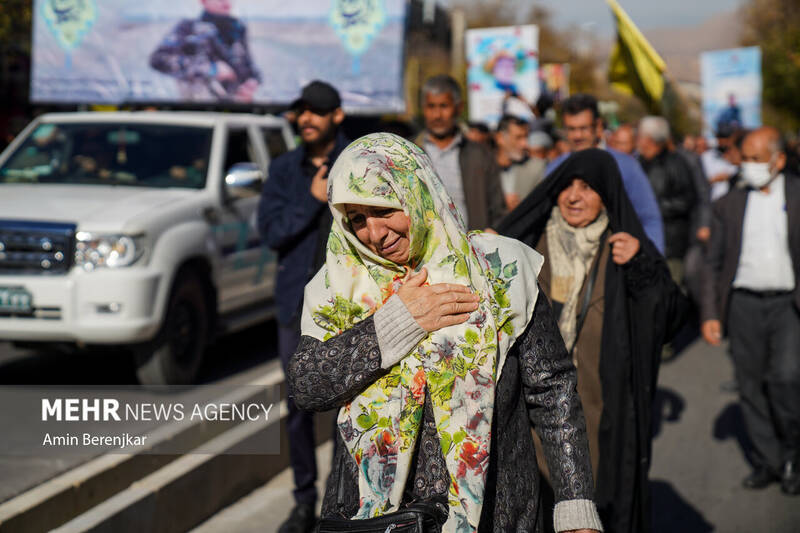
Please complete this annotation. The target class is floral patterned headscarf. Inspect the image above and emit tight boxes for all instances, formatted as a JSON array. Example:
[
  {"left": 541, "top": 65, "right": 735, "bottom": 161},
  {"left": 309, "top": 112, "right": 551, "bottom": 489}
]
[{"left": 301, "top": 133, "right": 542, "bottom": 532}]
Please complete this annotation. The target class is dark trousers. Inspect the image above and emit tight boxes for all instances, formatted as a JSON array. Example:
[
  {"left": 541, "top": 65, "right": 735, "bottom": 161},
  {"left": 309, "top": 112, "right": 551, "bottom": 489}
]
[
  {"left": 278, "top": 319, "right": 318, "bottom": 506},
  {"left": 728, "top": 290, "right": 800, "bottom": 471}
]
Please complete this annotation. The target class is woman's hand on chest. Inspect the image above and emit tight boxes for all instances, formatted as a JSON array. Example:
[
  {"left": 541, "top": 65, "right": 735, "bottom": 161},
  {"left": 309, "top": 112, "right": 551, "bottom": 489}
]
[{"left": 397, "top": 268, "right": 480, "bottom": 332}]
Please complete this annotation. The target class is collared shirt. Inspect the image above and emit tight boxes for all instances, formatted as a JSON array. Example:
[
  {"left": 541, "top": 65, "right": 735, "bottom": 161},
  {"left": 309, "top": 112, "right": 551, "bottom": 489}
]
[
  {"left": 424, "top": 133, "right": 469, "bottom": 227},
  {"left": 733, "top": 174, "right": 796, "bottom": 291},
  {"left": 501, "top": 157, "right": 546, "bottom": 199},
  {"left": 499, "top": 167, "right": 516, "bottom": 196},
  {"left": 701, "top": 149, "right": 737, "bottom": 201}
]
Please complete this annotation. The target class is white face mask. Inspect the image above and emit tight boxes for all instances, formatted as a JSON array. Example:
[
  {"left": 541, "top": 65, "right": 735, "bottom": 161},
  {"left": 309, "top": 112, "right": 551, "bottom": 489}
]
[{"left": 740, "top": 159, "right": 776, "bottom": 189}]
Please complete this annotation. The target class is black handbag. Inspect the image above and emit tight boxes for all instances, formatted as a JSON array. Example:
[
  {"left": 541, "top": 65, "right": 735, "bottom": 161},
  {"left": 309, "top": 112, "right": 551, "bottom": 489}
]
[{"left": 316, "top": 502, "right": 449, "bottom": 533}]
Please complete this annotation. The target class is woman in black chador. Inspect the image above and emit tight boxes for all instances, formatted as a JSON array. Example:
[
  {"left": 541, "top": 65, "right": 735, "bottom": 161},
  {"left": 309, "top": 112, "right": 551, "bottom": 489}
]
[{"left": 497, "top": 149, "right": 688, "bottom": 533}]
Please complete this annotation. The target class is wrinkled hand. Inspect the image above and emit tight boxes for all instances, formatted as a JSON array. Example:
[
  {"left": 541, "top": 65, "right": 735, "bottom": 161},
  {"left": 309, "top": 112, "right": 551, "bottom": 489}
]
[
  {"left": 397, "top": 268, "right": 479, "bottom": 332},
  {"left": 608, "top": 232, "right": 640, "bottom": 265},
  {"left": 702, "top": 319, "right": 722, "bottom": 346},
  {"left": 309, "top": 164, "right": 329, "bottom": 203},
  {"left": 483, "top": 227, "right": 498, "bottom": 235},
  {"left": 696, "top": 226, "right": 711, "bottom": 243}
]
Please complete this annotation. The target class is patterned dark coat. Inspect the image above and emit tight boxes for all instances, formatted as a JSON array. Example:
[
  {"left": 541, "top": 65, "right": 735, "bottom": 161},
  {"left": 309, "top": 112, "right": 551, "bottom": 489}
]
[{"left": 288, "top": 293, "right": 596, "bottom": 532}]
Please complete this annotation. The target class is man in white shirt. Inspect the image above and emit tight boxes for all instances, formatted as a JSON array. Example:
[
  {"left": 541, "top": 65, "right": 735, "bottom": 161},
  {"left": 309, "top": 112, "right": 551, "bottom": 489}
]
[
  {"left": 701, "top": 125, "right": 739, "bottom": 201},
  {"left": 701, "top": 127, "right": 800, "bottom": 496}
]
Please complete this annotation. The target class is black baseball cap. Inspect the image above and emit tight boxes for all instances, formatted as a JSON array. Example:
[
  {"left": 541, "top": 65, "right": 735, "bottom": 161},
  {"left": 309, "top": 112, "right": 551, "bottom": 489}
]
[{"left": 290, "top": 80, "right": 342, "bottom": 113}]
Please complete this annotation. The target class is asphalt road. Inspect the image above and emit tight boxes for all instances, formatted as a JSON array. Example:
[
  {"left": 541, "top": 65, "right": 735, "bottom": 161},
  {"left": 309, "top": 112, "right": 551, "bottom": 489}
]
[
  {"left": 4, "top": 322, "right": 800, "bottom": 532},
  {"left": 649, "top": 334, "right": 800, "bottom": 532},
  {"left": 193, "top": 334, "right": 800, "bottom": 533},
  {"left": 0, "top": 320, "right": 280, "bottom": 504}
]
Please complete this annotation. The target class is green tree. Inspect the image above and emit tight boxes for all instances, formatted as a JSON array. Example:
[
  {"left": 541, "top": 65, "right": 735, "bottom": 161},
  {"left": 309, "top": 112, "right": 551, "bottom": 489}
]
[
  {"left": 0, "top": 0, "right": 33, "bottom": 141},
  {"left": 741, "top": 0, "right": 800, "bottom": 132},
  {"left": 0, "top": 0, "right": 32, "bottom": 55}
]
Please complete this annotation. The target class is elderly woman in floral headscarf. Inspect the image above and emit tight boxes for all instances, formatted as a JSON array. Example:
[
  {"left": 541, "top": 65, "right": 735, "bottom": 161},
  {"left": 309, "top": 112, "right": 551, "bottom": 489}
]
[{"left": 287, "top": 133, "right": 602, "bottom": 533}]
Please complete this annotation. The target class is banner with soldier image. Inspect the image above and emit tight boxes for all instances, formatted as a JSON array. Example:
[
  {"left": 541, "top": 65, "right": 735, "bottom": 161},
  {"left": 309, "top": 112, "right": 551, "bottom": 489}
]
[{"left": 31, "top": 0, "right": 406, "bottom": 112}]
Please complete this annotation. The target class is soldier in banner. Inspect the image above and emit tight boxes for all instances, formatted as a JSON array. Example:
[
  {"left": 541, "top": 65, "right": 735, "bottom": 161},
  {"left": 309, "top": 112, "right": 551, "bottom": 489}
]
[{"left": 149, "top": 0, "right": 260, "bottom": 102}]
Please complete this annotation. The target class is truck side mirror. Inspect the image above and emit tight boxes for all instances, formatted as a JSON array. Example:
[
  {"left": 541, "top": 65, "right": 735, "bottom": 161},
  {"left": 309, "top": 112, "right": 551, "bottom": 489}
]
[{"left": 224, "top": 162, "right": 264, "bottom": 200}]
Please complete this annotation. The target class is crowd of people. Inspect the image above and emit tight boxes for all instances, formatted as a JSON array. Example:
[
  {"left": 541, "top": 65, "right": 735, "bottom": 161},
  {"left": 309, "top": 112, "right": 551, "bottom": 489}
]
[{"left": 258, "top": 77, "right": 799, "bottom": 533}]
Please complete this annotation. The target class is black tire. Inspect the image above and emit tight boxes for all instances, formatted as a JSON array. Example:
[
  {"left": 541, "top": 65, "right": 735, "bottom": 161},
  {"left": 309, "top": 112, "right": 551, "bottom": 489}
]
[{"left": 134, "top": 272, "right": 210, "bottom": 385}]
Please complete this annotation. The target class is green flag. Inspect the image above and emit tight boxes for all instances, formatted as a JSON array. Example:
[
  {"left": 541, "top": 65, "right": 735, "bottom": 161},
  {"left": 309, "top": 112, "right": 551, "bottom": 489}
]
[{"left": 607, "top": 0, "right": 667, "bottom": 110}]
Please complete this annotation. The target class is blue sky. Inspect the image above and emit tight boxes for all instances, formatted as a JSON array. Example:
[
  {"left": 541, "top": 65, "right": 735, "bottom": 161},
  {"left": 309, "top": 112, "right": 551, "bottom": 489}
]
[
  {"left": 449, "top": 0, "right": 745, "bottom": 36},
  {"left": 549, "top": 0, "right": 744, "bottom": 35}
]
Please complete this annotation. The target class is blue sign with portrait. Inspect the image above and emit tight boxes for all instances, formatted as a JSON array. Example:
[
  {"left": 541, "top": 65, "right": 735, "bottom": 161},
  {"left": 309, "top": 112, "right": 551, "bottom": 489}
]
[{"left": 700, "top": 47, "right": 762, "bottom": 138}]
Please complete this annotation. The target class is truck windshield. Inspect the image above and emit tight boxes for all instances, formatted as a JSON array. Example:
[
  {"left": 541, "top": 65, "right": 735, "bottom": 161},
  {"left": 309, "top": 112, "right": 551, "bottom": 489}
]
[{"left": 0, "top": 123, "right": 213, "bottom": 189}]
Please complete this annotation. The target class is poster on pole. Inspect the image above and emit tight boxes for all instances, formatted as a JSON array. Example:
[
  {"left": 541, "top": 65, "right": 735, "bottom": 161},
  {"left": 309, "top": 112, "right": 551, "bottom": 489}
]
[
  {"left": 700, "top": 46, "right": 762, "bottom": 137},
  {"left": 31, "top": 0, "right": 407, "bottom": 112},
  {"left": 465, "top": 25, "right": 539, "bottom": 127},
  {"left": 539, "top": 63, "right": 570, "bottom": 103}
]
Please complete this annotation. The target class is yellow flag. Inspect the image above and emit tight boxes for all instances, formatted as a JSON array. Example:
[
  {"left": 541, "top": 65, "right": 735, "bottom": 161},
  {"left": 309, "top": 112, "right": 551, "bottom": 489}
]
[{"left": 607, "top": 0, "right": 666, "bottom": 108}]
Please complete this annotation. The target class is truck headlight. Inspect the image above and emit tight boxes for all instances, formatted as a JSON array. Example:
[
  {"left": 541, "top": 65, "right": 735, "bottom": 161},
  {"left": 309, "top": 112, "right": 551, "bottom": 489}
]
[{"left": 74, "top": 232, "right": 145, "bottom": 271}]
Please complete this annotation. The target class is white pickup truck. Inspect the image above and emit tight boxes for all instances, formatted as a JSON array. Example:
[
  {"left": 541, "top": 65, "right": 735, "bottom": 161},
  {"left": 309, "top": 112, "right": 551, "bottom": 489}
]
[{"left": 0, "top": 111, "right": 295, "bottom": 384}]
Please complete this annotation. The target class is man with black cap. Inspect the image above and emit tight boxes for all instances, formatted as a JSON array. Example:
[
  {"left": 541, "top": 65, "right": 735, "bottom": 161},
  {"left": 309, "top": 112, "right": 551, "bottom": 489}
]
[{"left": 258, "top": 80, "right": 349, "bottom": 533}]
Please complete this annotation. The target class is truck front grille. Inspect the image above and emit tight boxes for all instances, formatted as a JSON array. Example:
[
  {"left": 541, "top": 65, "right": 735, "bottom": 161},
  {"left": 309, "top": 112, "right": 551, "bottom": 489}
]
[{"left": 0, "top": 220, "right": 75, "bottom": 275}]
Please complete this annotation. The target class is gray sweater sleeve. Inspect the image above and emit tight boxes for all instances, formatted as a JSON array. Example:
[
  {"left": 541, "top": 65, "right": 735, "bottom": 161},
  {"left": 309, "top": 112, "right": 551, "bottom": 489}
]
[
  {"left": 287, "top": 296, "right": 425, "bottom": 411},
  {"left": 373, "top": 294, "right": 427, "bottom": 368}
]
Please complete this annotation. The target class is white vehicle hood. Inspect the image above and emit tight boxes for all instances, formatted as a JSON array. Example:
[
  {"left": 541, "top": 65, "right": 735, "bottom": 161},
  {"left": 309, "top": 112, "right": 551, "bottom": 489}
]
[{"left": 0, "top": 184, "right": 199, "bottom": 232}]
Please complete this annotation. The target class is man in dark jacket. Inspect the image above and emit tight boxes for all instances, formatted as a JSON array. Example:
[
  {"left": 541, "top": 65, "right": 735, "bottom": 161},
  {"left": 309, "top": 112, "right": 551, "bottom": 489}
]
[
  {"left": 701, "top": 127, "right": 800, "bottom": 496},
  {"left": 414, "top": 74, "right": 506, "bottom": 230},
  {"left": 675, "top": 135, "right": 713, "bottom": 305},
  {"left": 636, "top": 116, "right": 697, "bottom": 284},
  {"left": 258, "top": 80, "right": 349, "bottom": 532}
]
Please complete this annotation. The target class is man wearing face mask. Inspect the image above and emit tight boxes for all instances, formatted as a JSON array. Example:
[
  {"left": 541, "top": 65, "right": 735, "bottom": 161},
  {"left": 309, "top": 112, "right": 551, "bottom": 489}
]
[
  {"left": 700, "top": 126, "right": 800, "bottom": 496},
  {"left": 494, "top": 114, "right": 546, "bottom": 211}
]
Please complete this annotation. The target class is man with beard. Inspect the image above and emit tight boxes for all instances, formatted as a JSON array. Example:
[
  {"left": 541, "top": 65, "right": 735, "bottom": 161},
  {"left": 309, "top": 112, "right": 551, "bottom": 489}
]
[
  {"left": 494, "top": 114, "right": 545, "bottom": 211},
  {"left": 258, "top": 80, "right": 349, "bottom": 533},
  {"left": 415, "top": 74, "right": 506, "bottom": 230},
  {"left": 150, "top": 0, "right": 260, "bottom": 102}
]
